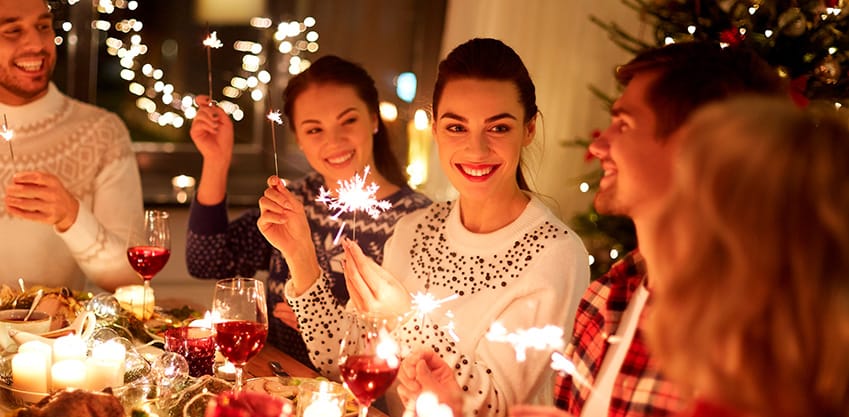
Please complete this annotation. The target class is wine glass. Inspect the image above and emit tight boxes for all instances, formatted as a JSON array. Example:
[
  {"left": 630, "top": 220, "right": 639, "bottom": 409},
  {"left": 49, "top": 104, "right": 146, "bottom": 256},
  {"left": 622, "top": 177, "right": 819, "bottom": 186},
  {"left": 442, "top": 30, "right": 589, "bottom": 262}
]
[
  {"left": 339, "top": 312, "right": 402, "bottom": 417},
  {"left": 126, "top": 209, "right": 170, "bottom": 318},
  {"left": 211, "top": 278, "right": 268, "bottom": 392}
]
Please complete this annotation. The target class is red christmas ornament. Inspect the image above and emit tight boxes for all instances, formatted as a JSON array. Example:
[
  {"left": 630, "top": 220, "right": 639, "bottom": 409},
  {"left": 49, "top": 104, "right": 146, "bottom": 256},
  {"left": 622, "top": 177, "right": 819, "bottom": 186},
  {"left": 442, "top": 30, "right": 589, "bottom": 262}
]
[
  {"left": 719, "top": 28, "right": 744, "bottom": 46},
  {"left": 825, "top": 0, "right": 840, "bottom": 8}
]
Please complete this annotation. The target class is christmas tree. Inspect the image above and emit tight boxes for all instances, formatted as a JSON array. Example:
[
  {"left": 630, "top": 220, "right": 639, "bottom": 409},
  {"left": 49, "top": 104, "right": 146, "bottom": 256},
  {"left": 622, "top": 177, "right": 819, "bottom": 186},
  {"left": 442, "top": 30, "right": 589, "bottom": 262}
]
[{"left": 571, "top": 0, "right": 849, "bottom": 279}]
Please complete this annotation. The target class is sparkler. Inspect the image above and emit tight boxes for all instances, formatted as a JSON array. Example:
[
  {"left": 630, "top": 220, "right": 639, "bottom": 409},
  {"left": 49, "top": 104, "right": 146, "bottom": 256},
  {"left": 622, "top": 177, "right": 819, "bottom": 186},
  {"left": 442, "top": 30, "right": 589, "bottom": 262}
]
[
  {"left": 551, "top": 351, "right": 594, "bottom": 393},
  {"left": 485, "top": 322, "right": 565, "bottom": 362},
  {"left": 202, "top": 29, "right": 223, "bottom": 103},
  {"left": 2, "top": 114, "right": 15, "bottom": 172},
  {"left": 316, "top": 165, "right": 392, "bottom": 243},
  {"left": 410, "top": 291, "right": 460, "bottom": 341},
  {"left": 266, "top": 110, "right": 283, "bottom": 179}
]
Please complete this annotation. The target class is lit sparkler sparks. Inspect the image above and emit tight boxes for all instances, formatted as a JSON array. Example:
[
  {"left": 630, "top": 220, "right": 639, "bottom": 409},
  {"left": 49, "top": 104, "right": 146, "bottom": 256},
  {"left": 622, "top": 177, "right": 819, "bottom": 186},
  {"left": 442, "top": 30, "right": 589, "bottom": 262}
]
[
  {"left": 266, "top": 110, "right": 283, "bottom": 178},
  {"left": 202, "top": 30, "right": 223, "bottom": 102},
  {"left": 316, "top": 165, "right": 392, "bottom": 243},
  {"left": 485, "top": 322, "right": 565, "bottom": 362},
  {"left": 410, "top": 291, "right": 460, "bottom": 341},
  {"left": 551, "top": 351, "right": 594, "bottom": 392},
  {"left": 2, "top": 114, "right": 15, "bottom": 171}
]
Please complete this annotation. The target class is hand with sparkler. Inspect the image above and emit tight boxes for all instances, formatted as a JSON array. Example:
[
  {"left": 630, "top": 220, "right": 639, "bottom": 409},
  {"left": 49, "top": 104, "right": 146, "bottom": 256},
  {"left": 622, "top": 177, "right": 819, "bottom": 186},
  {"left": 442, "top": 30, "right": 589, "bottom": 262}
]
[
  {"left": 202, "top": 30, "right": 223, "bottom": 103},
  {"left": 257, "top": 175, "right": 323, "bottom": 294},
  {"left": 189, "top": 95, "right": 234, "bottom": 206},
  {"left": 5, "top": 171, "right": 81, "bottom": 232},
  {"left": 341, "top": 237, "right": 411, "bottom": 317},
  {"left": 397, "top": 349, "right": 463, "bottom": 417}
]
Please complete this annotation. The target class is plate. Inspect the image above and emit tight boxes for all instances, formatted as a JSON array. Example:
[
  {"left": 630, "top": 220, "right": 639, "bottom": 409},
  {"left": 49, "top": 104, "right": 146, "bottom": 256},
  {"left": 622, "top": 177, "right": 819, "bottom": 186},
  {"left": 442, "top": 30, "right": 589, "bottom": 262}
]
[{"left": 244, "top": 377, "right": 358, "bottom": 416}]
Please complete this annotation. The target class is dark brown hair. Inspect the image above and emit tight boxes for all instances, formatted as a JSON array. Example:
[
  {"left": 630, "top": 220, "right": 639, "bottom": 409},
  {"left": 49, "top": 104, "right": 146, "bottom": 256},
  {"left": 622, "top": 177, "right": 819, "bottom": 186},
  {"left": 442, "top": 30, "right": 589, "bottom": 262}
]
[
  {"left": 616, "top": 41, "right": 788, "bottom": 141},
  {"left": 432, "top": 38, "right": 538, "bottom": 192},
  {"left": 282, "top": 55, "right": 406, "bottom": 186}
]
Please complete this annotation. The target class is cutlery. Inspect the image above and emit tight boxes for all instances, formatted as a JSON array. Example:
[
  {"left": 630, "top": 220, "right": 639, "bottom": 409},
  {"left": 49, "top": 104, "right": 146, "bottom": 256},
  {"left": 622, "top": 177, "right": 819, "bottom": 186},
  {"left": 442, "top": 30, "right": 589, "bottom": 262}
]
[{"left": 269, "top": 360, "right": 290, "bottom": 378}]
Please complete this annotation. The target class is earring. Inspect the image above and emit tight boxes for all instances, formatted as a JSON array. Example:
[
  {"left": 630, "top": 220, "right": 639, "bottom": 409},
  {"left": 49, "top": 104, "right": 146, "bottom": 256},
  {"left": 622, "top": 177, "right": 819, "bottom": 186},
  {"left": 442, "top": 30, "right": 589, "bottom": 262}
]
[{"left": 373, "top": 127, "right": 379, "bottom": 134}]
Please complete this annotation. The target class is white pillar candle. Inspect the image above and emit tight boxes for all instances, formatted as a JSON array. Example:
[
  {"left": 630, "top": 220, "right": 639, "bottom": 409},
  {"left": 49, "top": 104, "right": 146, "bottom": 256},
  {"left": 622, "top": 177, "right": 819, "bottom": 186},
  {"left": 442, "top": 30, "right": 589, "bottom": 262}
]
[
  {"left": 87, "top": 340, "right": 126, "bottom": 390},
  {"left": 11, "top": 351, "right": 49, "bottom": 403},
  {"left": 52, "top": 334, "right": 86, "bottom": 363},
  {"left": 51, "top": 360, "right": 87, "bottom": 390},
  {"left": 18, "top": 340, "right": 52, "bottom": 389},
  {"left": 114, "top": 285, "right": 155, "bottom": 320}
]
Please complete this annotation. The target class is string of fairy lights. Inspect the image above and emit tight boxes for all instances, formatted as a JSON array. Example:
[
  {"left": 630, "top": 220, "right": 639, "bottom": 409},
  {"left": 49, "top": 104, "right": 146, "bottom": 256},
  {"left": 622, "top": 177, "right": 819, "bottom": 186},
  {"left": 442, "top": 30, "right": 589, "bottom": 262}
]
[{"left": 51, "top": 0, "right": 319, "bottom": 129}]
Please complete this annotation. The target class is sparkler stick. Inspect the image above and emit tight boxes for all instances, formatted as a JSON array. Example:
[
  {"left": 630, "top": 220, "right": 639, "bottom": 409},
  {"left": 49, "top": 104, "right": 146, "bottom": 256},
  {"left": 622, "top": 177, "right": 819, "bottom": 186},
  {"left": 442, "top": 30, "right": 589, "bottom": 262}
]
[
  {"left": 266, "top": 110, "right": 283, "bottom": 179},
  {"left": 202, "top": 28, "right": 223, "bottom": 103},
  {"left": 316, "top": 165, "right": 392, "bottom": 243},
  {"left": 2, "top": 114, "right": 15, "bottom": 172}
]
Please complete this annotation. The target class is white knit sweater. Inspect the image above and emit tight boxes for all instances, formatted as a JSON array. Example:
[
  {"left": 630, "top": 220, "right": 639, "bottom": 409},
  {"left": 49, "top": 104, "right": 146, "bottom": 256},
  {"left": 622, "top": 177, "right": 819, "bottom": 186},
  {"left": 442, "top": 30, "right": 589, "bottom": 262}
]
[
  {"left": 0, "top": 84, "right": 143, "bottom": 291},
  {"left": 288, "top": 195, "right": 589, "bottom": 417}
]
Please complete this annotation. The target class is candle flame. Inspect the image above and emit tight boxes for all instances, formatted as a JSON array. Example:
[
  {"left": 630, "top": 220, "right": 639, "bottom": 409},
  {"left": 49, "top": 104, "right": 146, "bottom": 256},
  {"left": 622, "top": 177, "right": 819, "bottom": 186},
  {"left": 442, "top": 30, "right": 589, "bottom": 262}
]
[
  {"left": 203, "top": 31, "right": 223, "bottom": 48},
  {"left": 485, "top": 322, "right": 565, "bottom": 362}
]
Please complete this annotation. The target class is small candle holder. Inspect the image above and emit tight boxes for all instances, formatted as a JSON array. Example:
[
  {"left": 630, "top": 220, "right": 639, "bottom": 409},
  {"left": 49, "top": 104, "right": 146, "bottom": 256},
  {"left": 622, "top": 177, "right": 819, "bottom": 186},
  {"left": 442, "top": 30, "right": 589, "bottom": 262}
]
[
  {"left": 163, "top": 327, "right": 216, "bottom": 377},
  {"left": 298, "top": 380, "right": 347, "bottom": 417}
]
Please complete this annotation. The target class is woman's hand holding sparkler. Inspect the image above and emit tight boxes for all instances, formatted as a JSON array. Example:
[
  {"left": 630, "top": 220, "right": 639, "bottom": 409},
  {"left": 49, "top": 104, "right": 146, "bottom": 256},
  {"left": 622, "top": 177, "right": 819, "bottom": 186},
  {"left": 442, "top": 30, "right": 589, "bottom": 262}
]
[
  {"left": 189, "top": 95, "right": 234, "bottom": 205},
  {"left": 397, "top": 349, "right": 463, "bottom": 417},
  {"left": 341, "top": 237, "right": 411, "bottom": 316},
  {"left": 5, "top": 171, "right": 80, "bottom": 232},
  {"left": 257, "top": 175, "right": 322, "bottom": 295}
]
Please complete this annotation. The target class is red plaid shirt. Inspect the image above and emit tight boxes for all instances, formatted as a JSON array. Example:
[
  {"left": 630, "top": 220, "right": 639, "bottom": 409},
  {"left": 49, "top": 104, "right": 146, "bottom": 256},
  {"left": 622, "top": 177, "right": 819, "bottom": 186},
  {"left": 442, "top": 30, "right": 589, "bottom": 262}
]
[{"left": 554, "top": 250, "right": 685, "bottom": 417}]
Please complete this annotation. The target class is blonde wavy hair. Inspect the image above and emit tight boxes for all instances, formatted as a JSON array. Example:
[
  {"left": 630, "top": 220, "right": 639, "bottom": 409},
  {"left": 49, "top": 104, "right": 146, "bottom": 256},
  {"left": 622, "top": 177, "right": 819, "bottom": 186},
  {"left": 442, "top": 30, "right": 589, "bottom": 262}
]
[{"left": 645, "top": 97, "right": 849, "bottom": 417}]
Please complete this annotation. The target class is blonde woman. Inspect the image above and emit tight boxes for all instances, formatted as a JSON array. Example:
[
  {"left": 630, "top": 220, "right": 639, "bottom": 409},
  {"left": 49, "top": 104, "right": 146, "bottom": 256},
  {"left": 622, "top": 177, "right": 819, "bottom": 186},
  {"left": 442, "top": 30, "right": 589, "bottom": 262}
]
[{"left": 643, "top": 97, "right": 849, "bottom": 417}]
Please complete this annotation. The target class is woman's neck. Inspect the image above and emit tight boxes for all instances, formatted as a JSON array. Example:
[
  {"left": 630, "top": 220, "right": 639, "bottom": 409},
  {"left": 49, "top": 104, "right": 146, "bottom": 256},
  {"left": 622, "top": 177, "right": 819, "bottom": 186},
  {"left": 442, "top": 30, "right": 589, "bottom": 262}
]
[{"left": 458, "top": 189, "right": 530, "bottom": 233}]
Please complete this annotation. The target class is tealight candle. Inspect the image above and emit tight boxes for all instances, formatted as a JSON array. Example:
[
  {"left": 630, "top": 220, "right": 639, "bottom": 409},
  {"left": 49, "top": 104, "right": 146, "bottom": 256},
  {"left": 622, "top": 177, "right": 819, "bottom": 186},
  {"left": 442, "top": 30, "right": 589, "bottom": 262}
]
[
  {"left": 299, "top": 380, "right": 346, "bottom": 417},
  {"left": 87, "top": 340, "right": 126, "bottom": 390},
  {"left": 51, "top": 360, "right": 87, "bottom": 390},
  {"left": 114, "top": 285, "right": 155, "bottom": 320},
  {"left": 18, "top": 340, "right": 52, "bottom": 389},
  {"left": 52, "top": 334, "right": 86, "bottom": 363},
  {"left": 12, "top": 351, "right": 49, "bottom": 403}
]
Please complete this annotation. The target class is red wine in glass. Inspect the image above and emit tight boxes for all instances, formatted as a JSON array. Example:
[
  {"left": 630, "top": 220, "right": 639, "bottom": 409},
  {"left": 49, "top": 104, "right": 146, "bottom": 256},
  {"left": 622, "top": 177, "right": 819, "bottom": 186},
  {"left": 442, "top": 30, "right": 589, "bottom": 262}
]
[
  {"left": 126, "top": 209, "right": 170, "bottom": 320},
  {"left": 339, "top": 312, "right": 402, "bottom": 417},
  {"left": 214, "top": 320, "right": 268, "bottom": 365},
  {"left": 212, "top": 278, "right": 268, "bottom": 392},
  {"left": 127, "top": 246, "right": 170, "bottom": 280},
  {"left": 339, "top": 354, "right": 399, "bottom": 406}
]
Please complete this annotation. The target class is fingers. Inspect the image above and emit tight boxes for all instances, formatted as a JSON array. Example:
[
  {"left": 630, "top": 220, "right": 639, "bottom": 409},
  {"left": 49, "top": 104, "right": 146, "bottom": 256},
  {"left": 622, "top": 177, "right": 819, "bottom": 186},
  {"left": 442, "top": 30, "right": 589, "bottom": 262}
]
[{"left": 509, "top": 405, "right": 575, "bottom": 417}]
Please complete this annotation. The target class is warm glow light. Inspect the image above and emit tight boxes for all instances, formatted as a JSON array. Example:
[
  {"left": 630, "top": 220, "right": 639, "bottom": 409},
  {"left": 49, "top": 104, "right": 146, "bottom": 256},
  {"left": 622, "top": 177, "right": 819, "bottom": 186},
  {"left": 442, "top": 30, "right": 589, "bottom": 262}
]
[
  {"left": 413, "top": 109, "right": 429, "bottom": 130},
  {"left": 379, "top": 102, "right": 398, "bottom": 122},
  {"left": 579, "top": 182, "right": 590, "bottom": 193}
]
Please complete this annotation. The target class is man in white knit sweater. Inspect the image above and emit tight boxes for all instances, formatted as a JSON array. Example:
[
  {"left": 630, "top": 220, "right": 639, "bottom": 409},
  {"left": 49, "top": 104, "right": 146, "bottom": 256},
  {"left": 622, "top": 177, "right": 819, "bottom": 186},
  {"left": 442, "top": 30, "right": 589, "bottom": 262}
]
[{"left": 0, "top": 0, "right": 143, "bottom": 292}]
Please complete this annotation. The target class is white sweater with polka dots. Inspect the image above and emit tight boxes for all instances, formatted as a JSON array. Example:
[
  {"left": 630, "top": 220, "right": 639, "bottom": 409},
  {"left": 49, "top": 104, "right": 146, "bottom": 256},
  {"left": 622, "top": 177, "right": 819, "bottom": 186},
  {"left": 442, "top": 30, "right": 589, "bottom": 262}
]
[{"left": 287, "top": 195, "right": 589, "bottom": 416}]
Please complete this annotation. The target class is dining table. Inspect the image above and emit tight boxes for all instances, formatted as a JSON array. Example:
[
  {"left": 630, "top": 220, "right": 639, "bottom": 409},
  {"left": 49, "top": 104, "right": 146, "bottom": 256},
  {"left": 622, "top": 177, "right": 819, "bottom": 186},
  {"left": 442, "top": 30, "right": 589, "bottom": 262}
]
[{"left": 243, "top": 344, "right": 392, "bottom": 417}]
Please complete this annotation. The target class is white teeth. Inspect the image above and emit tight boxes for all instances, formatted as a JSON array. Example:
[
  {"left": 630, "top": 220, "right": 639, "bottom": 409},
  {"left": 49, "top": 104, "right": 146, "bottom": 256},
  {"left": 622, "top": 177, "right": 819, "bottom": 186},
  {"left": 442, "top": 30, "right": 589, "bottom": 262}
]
[
  {"left": 15, "top": 60, "right": 43, "bottom": 72},
  {"left": 327, "top": 152, "right": 353, "bottom": 164},
  {"left": 461, "top": 165, "right": 493, "bottom": 177}
]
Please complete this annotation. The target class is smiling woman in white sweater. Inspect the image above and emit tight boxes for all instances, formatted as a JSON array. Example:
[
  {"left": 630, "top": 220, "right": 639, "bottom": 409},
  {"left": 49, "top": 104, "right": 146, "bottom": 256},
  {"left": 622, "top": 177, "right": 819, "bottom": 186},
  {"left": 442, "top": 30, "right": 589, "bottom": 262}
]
[{"left": 257, "top": 38, "right": 589, "bottom": 417}]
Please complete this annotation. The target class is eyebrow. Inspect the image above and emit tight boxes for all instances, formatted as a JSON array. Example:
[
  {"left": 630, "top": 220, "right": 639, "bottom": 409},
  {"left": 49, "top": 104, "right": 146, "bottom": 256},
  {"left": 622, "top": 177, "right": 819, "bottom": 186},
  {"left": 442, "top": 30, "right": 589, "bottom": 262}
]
[
  {"left": 0, "top": 13, "right": 53, "bottom": 25},
  {"left": 439, "top": 112, "right": 517, "bottom": 123},
  {"left": 298, "top": 107, "right": 359, "bottom": 126}
]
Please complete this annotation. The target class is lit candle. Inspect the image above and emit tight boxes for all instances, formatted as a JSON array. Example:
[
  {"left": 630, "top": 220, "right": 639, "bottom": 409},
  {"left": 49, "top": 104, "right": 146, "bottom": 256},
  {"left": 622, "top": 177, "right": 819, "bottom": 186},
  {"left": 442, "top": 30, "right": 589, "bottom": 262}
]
[
  {"left": 300, "top": 381, "right": 346, "bottom": 417},
  {"left": 18, "top": 340, "right": 53, "bottom": 385},
  {"left": 114, "top": 285, "right": 155, "bottom": 320},
  {"left": 52, "top": 334, "right": 86, "bottom": 363},
  {"left": 87, "top": 340, "right": 126, "bottom": 390},
  {"left": 11, "top": 351, "right": 49, "bottom": 403},
  {"left": 51, "top": 360, "right": 87, "bottom": 390}
]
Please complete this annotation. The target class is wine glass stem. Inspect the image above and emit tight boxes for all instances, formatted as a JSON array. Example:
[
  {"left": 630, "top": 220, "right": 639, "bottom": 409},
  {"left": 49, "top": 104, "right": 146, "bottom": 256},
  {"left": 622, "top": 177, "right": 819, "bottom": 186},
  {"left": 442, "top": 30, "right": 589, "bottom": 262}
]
[
  {"left": 142, "top": 279, "right": 150, "bottom": 320},
  {"left": 234, "top": 365, "right": 244, "bottom": 392}
]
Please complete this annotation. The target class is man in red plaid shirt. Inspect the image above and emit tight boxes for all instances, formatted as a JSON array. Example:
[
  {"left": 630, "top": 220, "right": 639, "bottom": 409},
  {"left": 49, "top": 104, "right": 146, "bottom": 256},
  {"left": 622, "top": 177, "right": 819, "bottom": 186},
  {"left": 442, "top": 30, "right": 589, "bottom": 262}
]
[{"left": 548, "top": 42, "right": 787, "bottom": 417}]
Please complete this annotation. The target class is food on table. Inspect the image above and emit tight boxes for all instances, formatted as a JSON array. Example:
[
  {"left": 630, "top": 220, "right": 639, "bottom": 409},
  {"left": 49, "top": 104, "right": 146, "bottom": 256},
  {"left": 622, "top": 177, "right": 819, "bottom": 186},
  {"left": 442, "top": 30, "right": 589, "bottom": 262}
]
[{"left": 6, "top": 388, "right": 123, "bottom": 417}]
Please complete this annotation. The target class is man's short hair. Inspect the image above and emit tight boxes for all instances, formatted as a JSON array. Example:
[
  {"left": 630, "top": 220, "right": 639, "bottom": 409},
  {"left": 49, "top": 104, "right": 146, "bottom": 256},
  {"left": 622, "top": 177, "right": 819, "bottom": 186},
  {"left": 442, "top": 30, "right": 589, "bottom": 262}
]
[{"left": 616, "top": 41, "right": 788, "bottom": 141}]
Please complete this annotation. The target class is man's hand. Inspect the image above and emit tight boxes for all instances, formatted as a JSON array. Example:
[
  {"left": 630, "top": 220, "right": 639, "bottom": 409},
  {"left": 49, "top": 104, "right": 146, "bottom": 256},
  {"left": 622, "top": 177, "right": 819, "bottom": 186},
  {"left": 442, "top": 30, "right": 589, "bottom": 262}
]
[{"left": 5, "top": 171, "right": 79, "bottom": 232}]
